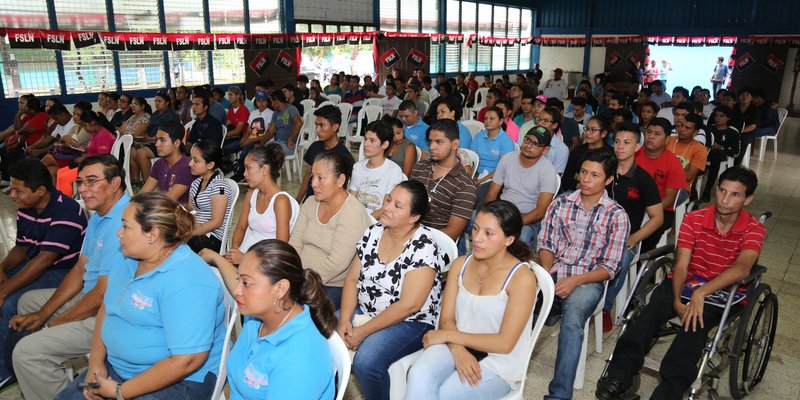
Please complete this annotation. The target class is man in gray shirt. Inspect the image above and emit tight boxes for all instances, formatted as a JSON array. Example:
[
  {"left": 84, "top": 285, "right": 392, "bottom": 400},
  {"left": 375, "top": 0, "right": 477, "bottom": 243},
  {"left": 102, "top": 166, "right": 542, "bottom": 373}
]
[{"left": 486, "top": 125, "right": 559, "bottom": 248}]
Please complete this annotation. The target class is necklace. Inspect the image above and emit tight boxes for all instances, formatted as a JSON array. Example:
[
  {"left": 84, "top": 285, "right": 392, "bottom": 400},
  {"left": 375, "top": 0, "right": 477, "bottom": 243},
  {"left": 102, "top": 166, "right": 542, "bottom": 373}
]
[{"left": 476, "top": 254, "right": 509, "bottom": 285}]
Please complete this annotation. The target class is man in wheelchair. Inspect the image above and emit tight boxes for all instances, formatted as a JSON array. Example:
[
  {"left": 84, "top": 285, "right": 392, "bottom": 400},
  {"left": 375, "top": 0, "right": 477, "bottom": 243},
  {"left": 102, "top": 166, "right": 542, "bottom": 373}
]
[{"left": 596, "top": 166, "right": 766, "bottom": 400}]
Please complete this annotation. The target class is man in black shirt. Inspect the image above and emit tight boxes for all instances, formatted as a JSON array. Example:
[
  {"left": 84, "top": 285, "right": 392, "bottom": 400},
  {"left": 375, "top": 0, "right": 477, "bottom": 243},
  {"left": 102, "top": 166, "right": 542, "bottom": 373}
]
[
  {"left": 187, "top": 94, "right": 224, "bottom": 147},
  {"left": 603, "top": 123, "right": 663, "bottom": 330}
]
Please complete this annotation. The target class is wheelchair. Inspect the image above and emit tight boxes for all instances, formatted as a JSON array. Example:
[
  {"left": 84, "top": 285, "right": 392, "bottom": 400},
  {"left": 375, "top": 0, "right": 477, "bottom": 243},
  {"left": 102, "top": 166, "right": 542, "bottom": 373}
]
[{"left": 600, "top": 213, "right": 778, "bottom": 400}]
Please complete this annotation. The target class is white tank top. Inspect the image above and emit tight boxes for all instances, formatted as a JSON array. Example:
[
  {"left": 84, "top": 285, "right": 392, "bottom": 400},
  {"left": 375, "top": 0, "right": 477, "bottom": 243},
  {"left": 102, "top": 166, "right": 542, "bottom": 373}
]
[
  {"left": 240, "top": 190, "right": 299, "bottom": 252},
  {"left": 456, "top": 255, "right": 534, "bottom": 389}
]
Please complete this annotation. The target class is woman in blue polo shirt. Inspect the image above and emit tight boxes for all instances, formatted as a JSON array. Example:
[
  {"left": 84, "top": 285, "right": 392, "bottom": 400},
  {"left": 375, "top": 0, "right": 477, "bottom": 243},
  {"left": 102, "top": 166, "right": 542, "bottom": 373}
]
[
  {"left": 56, "top": 192, "right": 225, "bottom": 400},
  {"left": 470, "top": 106, "right": 515, "bottom": 185},
  {"left": 200, "top": 239, "right": 337, "bottom": 399}
]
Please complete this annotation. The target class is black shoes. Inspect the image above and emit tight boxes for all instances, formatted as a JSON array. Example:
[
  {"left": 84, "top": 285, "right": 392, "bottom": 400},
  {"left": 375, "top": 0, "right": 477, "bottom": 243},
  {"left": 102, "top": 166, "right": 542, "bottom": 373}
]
[{"left": 596, "top": 376, "right": 632, "bottom": 400}]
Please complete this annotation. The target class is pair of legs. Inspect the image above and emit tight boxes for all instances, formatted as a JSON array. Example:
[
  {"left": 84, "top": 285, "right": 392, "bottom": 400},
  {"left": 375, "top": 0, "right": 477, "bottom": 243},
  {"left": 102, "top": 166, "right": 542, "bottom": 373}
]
[
  {"left": 519, "top": 221, "right": 543, "bottom": 251},
  {"left": 55, "top": 361, "right": 215, "bottom": 400},
  {"left": 12, "top": 289, "right": 88, "bottom": 400},
  {"left": 545, "top": 281, "right": 604, "bottom": 399},
  {"left": 406, "top": 344, "right": 511, "bottom": 400},
  {"left": 130, "top": 143, "right": 156, "bottom": 184},
  {"left": 353, "top": 320, "right": 433, "bottom": 400},
  {"left": 602, "top": 280, "right": 724, "bottom": 400},
  {"left": 0, "top": 264, "right": 69, "bottom": 381}
]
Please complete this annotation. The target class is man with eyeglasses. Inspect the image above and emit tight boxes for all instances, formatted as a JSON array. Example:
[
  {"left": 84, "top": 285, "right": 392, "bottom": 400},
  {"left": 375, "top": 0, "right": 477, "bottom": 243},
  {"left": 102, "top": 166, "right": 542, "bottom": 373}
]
[
  {"left": 486, "top": 125, "right": 559, "bottom": 249},
  {"left": 0, "top": 159, "right": 87, "bottom": 389},
  {"left": 636, "top": 117, "right": 687, "bottom": 252},
  {"left": 186, "top": 93, "right": 224, "bottom": 147},
  {"left": 10, "top": 155, "right": 128, "bottom": 400},
  {"left": 534, "top": 107, "right": 570, "bottom": 174},
  {"left": 561, "top": 115, "right": 612, "bottom": 193}
]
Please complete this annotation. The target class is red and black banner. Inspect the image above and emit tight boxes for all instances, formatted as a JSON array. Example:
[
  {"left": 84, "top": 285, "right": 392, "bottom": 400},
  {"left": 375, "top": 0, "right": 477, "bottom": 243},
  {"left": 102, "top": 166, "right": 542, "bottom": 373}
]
[
  {"left": 148, "top": 33, "right": 171, "bottom": 50},
  {"left": 275, "top": 49, "right": 296, "bottom": 73},
  {"left": 406, "top": 48, "right": 428, "bottom": 67},
  {"left": 40, "top": 30, "right": 71, "bottom": 50},
  {"left": 125, "top": 33, "right": 149, "bottom": 50},
  {"left": 194, "top": 34, "right": 214, "bottom": 50},
  {"left": 170, "top": 33, "right": 194, "bottom": 51},
  {"left": 318, "top": 34, "right": 333, "bottom": 47},
  {"left": 215, "top": 34, "right": 237, "bottom": 50},
  {"left": 7, "top": 29, "right": 41, "bottom": 49},
  {"left": 102, "top": 32, "right": 125, "bottom": 50},
  {"left": 763, "top": 53, "right": 785, "bottom": 74},
  {"left": 72, "top": 31, "right": 102, "bottom": 48},
  {"left": 252, "top": 34, "right": 270, "bottom": 49},
  {"left": 735, "top": 52, "right": 755, "bottom": 72},
  {"left": 248, "top": 51, "right": 270, "bottom": 75},
  {"left": 380, "top": 47, "right": 401, "bottom": 69},
  {"left": 334, "top": 34, "right": 348, "bottom": 46}
]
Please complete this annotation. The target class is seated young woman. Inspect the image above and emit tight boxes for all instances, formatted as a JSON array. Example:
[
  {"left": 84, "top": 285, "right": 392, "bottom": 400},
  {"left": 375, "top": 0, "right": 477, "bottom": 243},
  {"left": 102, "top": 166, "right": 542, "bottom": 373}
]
[
  {"left": 139, "top": 120, "right": 193, "bottom": 204},
  {"left": 224, "top": 143, "right": 299, "bottom": 265},
  {"left": 200, "top": 240, "right": 337, "bottom": 399},
  {"left": 56, "top": 192, "right": 225, "bottom": 400},
  {"left": 186, "top": 140, "right": 232, "bottom": 253},
  {"left": 289, "top": 151, "right": 372, "bottom": 308},
  {"left": 47, "top": 110, "right": 117, "bottom": 196},
  {"left": 338, "top": 180, "right": 443, "bottom": 400},
  {"left": 406, "top": 200, "right": 538, "bottom": 400}
]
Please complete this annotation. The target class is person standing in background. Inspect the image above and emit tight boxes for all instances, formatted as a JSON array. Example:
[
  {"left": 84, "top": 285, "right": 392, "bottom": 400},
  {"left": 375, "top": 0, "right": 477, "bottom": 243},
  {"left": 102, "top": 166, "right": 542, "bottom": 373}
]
[
  {"left": 710, "top": 57, "right": 729, "bottom": 100},
  {"left": 659, "top": 60, "right": 673, "bottom": 91}
]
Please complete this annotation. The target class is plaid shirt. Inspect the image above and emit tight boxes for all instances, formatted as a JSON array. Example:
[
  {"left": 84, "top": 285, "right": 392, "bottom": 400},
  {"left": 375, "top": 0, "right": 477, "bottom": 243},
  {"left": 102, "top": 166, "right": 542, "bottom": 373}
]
[{"left": 538, "top": 190, "right": 629, "bottom": 281}]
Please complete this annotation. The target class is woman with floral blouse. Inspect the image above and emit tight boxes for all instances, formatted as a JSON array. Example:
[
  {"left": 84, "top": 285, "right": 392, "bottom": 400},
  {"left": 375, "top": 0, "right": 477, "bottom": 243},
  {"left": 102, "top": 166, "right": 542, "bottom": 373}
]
[{"left": 338, "top": 180, "right": 443, "bottom": 400}]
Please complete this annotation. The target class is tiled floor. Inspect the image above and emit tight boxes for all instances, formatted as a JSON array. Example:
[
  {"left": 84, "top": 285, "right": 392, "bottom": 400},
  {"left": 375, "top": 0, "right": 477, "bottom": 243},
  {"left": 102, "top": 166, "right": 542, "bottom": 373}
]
[{"left": 1, "top": 120, "right": 800, "bottom": 399}]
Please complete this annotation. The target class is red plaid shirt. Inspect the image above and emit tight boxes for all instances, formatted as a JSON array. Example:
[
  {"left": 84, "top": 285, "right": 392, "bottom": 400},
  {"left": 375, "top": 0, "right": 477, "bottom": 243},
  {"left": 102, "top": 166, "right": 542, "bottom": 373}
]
[{"left": 538, "top": 190, "right": 629, "bottom": 281}]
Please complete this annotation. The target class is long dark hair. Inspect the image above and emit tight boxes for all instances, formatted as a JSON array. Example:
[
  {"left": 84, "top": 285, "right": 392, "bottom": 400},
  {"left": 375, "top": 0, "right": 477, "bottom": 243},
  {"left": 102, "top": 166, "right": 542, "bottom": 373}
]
[
  {"left": 79, "top": 110, "right": 116, "bottom": 135},
  {"left": 249, "top": 240, "right": 337, "bottom": 337},
  {"left": 478, "top": 200, "right": 531, "bottom": 261}
]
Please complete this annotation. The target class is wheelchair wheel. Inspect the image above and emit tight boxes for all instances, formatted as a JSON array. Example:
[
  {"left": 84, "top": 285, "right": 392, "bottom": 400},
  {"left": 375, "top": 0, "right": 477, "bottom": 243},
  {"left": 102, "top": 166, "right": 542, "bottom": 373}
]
[{"left": 729, "top": 283, "right": 778, "bottom": 399}]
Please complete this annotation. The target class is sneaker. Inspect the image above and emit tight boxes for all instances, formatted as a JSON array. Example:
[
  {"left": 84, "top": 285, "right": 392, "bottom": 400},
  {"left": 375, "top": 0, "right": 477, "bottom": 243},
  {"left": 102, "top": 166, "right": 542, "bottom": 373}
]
[
  {"left": 602, "top": 310, "right": 613, "bottom": 333},
  {"left": 0, "top": 375, "right": 15, "bottom": 390},
  {"left": 595, "top": 376, "right": 631, "bottom": 400}
]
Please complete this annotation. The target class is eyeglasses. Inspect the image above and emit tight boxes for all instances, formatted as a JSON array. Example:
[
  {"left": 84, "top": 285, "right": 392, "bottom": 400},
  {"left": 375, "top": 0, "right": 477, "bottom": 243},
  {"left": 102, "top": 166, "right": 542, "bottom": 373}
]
[
  {"left": 522, "top": 137, "right": 547, "bottom": 148},
  {"left": 586, "top": 127, "right": 603, "bottom": 133},
  {"left": 535, "top": 117, "right": 554, "bottom": 124},
  {"left": 75, "top": 177, "right": 110, "bottom": 188}
]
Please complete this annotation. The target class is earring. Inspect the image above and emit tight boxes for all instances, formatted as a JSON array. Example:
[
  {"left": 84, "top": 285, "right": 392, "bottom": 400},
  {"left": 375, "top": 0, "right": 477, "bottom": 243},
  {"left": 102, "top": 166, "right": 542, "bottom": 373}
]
[
  {"left": 272, "top": 298, "right": 283, "bottom": 314},
  {"left": 147, "top": 239, "right": 152, "bottom": 245}
]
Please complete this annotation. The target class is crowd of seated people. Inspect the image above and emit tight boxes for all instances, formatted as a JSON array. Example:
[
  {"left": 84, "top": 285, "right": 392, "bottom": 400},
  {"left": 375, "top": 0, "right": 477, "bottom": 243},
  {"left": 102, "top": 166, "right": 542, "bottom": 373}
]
[{"left": 0, "top": 68, "right": 780, "bottom": 400}]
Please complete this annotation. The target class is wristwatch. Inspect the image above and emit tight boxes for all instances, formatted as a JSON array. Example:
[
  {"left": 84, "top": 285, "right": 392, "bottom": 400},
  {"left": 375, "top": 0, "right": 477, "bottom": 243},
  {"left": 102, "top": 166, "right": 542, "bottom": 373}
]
[{"left": 115, "top": 382, "right": 125, "bottom": 400}]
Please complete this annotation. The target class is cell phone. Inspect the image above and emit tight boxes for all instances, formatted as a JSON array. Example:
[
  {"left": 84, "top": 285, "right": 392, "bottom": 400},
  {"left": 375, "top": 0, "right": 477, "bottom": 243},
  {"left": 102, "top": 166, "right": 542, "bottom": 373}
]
[{"left": 77, "top": 382, "right": 100, "bottom": 389}]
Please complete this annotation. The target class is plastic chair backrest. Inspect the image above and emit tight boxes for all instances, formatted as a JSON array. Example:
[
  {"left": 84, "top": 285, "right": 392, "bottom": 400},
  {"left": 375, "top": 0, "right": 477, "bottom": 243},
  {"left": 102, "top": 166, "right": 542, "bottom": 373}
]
[
  {"left": 461, "top": 120, "right": 485, "bottom": 138},
  {"left": 327, "top": 332, "right": 351, "bottom": 400},
  {"left": 112, "top": 134, "right": 134, "bottom": 197},
  {"left": 474, "top": 87, "right": 489, "bottom": 108},
  {"left": 210, "top": 267, "right": 240, "bottom": 400},
  {"left": 364, "top": 98, "right": 382, "bottom": 107},
  {"left": 337, "top": 103, "right": 354, "bottom": 137},
  {"left": 428, "top": 228, "right": 458, "bottom": 274},
  {"left": 184, "top": 119, "right": 195, "bottom": 132},
  {"left": 300, "top": 99, "right": 315, "bottom": 114},
  {"left": 358, "top": 142, "right": 365, "bottom": 161},
  {"left": 299, "top": 112, "right": 319, "bottom": 149},
  {"left": 318, "top": 100, "right": 335, "bottom": 108},
  {"left": 499, "top": 262, "right": 555, "bottom": 400},
  {"left": 219, "top": 178, "right": 241, "bottom": 256},
  {"left": 776, "top": 107, "right": 788, "bottom": 136},
  {"left": 327, "top": 94, "right": 342, "bottom": 104},
  {"left": 418, "top": 101, "right": 429, "bottom": 116},
  {"left": 459, "top": 148, "right": 480, "bottom": 179},
  {"left": 352, "top": 105, "right": 383, "bottom": 140},
  {"left": 415, "top": 145, "right": 422, "bottom": 162}
]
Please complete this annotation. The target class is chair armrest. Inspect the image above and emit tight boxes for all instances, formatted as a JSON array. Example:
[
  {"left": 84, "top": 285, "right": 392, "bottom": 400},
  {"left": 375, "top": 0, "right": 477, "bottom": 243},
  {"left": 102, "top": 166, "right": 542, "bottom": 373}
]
[
  {"left": 638, "top": 244, "right": 675, "bottom": 263},
  {"left": 737, "top": 265, "right": 767, "bottom": 286}
]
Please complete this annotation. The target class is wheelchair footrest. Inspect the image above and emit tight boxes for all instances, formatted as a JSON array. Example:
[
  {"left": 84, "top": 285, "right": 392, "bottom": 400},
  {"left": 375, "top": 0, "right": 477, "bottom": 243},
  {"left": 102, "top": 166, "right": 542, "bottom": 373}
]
[{"left": 643, "top": 356, "right": 661, "bottom": 372}]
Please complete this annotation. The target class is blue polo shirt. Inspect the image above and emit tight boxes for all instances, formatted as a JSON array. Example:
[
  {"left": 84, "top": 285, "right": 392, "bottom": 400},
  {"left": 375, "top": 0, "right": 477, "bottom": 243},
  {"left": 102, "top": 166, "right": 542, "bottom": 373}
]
[
  {"left": 16, "top": 190, "right": 87, "bottom": 270},
  {"left": 404, "top": 118, "right": 430, "bottom": 151},
  {"left": 470, "top": 129, "right": 515, "bottom": 175},
  {"left": 102, "top": 244, "right": 225, "bottom": 382},
  {"left": 456, "top": 121, "right": 472, "bottom": 149},
  {"left": 81, "top": 194, "right": 129, "bottom": 293},
  {"left": 227, "top": 307, "right": 334, "bottom": 400}
]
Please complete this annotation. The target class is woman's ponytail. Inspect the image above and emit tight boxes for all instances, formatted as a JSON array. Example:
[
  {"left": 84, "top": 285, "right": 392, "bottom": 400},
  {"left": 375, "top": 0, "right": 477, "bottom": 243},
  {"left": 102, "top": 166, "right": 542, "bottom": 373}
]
[{"left": 300, "top": 269, "right": 338, "bottom": 338}]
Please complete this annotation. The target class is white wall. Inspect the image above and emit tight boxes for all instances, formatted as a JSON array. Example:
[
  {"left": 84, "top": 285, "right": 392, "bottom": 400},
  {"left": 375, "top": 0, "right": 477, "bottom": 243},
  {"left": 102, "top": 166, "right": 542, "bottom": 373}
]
[
  {"left": 779, "top": 48, "right": 799, "bottom": 110},
  {"left": 538, "top": 47, "right": 584, "bottom": 86},
  {"left": 589, "top": 47, "right": 607, "bottom": 79}
]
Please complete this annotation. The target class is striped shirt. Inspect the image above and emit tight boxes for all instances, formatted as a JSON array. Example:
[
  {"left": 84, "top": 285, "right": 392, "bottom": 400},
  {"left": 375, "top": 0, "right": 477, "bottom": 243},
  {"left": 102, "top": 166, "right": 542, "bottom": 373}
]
[
  {"left": 677, "top": 206, "right": 766, "bottom": 282},
  {"left": 538, "top": 190, "right": 629, "bottom": 281},
  {"left": 189, "top": 174, "right": 232, "bottom": 241},
  {"left": 16, "top": 190, "right": 87, "bottom": 270},
  {"left": 410, "top": 159, "right": 477, "bottom": 230}
]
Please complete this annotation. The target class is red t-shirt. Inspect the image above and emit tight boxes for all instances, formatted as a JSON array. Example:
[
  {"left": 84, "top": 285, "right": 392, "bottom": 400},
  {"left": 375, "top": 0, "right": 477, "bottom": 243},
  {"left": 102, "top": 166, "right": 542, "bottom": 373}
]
[
  {"left": 677, "top": 206, "right": 765, "bottom": 282},
  {"left": 226, "top": 106, "right": 250, "bottom": 137},
  {"left": 23, "top": 112, "right": 50, "bottom": 145},
  {"left": 635, "top": 148, "right": 686, "bottom": 210}
]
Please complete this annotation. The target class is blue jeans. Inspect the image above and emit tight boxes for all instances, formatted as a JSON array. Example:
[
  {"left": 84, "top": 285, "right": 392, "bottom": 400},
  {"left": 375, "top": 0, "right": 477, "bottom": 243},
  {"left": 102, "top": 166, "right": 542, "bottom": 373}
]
[
  {"left": 353, "top": 320, "right": 433, "bottom": 400},
  {"left": 546, "top": 281, "right": 604, "bottom": 400},
  {"left": 753, "top": 126, "right": 777, "bottom": 138},
  {"left": 603, "top": 244, "right": 639, "bottom": 311},
  {"left": 0, "top": 263, "right": 68, "bottom": 380},
  {"left": 325, "top": 286, "right": 343, "bottom": 310},
  {"left": 519, "top": 221, "right": 543, "bottom": 250},
  {"left": 406, "top": 344, "right": 511, "bottom": 400},
  {"left": 55, "top": 360, "right": 215, "bottom": 400},
  {"left": 268, "top": 139, "right": 294, "bottom": 156}
]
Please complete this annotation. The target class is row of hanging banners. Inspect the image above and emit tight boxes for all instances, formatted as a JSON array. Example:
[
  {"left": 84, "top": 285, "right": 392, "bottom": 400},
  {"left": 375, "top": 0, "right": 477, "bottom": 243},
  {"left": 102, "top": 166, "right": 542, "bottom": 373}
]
[{"left": 4, "top": 28, "right": 800, "bottom": 51}]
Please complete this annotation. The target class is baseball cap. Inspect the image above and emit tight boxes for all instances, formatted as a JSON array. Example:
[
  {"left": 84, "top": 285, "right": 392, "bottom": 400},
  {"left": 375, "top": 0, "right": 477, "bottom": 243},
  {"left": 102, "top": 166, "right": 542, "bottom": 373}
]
[
  {"left": 554, "top": 68, "right": 563, "bottom": 73},
  {"left": 534, "top": 95, "right": 548, "bottom": 104},
  {"left": 524, "top": 125, "right": 552, "bottom": 146},
  {"left": 254, "top": 91, "right": 269, "bottom": 101}
]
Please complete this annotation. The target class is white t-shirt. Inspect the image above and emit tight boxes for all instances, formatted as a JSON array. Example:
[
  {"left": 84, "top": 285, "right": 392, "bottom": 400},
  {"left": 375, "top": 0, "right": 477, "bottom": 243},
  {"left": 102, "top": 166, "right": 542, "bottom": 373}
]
[
  {"left": 379, "top": 96, "right": 402, "bottom": 117},
  {"left": 52, "top": 119, "right": 75, "bottom": 138},
  {"left": 349, "top": 158, "right": 406, "bottom": 212},
  {"left": 248, "top": 108, "right": 274, "bottom": 138},
  {"left": 542, "top": 79, "right": 568, "bottom": 100},
  {"left": 426, "top": 88, "right": 440, "bottom": 102}
]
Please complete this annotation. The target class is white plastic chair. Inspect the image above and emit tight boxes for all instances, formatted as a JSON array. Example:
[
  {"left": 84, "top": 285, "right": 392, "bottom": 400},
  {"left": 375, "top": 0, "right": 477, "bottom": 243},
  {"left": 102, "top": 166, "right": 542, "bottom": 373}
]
[
  {"left": 363, "top": 97, "right": 382, "bottom": 107},
  {"left": 337, "top": 103, "right": 354, "bottom": 139},
  {"left": 210, "top": 267, "right": 240, "bottom": 400},
  {"left": 461, "top": 120, "right": 485, "bottom": 138},
  {"left": 327, "top": 94, "right": 342, "bottom": 104},
  {"left": 346, "top": 105, "right": 383, "bottom": 150},
  {"left": 111, "top": 134, "right": 134, "bottom": 197},
  {"left": 458, "top": 148, "right": 480, "bottom": 179},
  {"left": 283, "top": 133, "right": 303, "bottom": 181},
  {"left": 218, "top": 178, "right": 241, "bottom": 256},
  {"left": 387, "top": 262, "right": 555, "bottom": 400},
  {"left": 358, "top": 142, "right": 365, "bottom": 161},
  {"left": 184, "top": 119, "right": 195, "bottom": 132},
  {"left": 317, "top": 100, "right": 335, "bottom": 108},
  {"left": 428, "top": 228, "right": 457, "bottom": 274},
  {"left": 474, "top": 87, "right": 489, "bottom": 108},
  {"left": 300, "top": 99, "right": 315, "bottom": 114},
  {"left": 415, "top": 145, "right": 422, "bottom": 162},
  {"left": 757, "top": 107, "right": 787, "bottom": 161},
  {"left": 418, "top": 101, "right": 429, "bottom": 117},
  {"left": 328, "top": 332, "right": 352, "bottom": 400}
]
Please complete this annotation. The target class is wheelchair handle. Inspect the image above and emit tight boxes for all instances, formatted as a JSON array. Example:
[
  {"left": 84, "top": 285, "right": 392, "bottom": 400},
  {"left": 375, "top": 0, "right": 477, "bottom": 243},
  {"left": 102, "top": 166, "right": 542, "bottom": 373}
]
[{"left": 638, "top": 244, "right": 676, "bottom": 263}]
